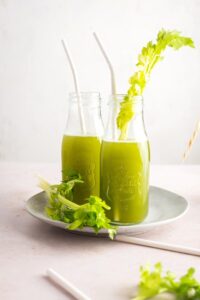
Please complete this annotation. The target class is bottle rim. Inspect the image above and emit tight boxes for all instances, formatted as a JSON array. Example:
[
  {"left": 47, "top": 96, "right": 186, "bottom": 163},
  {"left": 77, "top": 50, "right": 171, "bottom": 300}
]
[
  {"left": 69, "top": 91, "right": 100, "bottom": 97},
  {"left": 109, "top": 94, "right": 143, "bottom": 104},
  {"left": 68, "top": 92, "right": 101, "bottom": 106}
]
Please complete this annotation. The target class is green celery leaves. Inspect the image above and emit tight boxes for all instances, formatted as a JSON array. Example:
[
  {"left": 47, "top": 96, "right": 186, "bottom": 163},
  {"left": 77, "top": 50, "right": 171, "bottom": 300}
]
[
  {"left": 132, "top": 263, "right": 200, "bottom": 300},
  {"left": 117, "top": 29, "right": 195, "bottom": 140},
  {"left": 38, "top": 176, "right": 117, "bottom": 239}
]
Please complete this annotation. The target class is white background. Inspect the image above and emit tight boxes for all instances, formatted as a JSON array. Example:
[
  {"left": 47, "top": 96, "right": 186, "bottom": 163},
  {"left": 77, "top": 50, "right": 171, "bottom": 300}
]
[{"left": 0, "top": 0, "right": 200, "bottom": 164}]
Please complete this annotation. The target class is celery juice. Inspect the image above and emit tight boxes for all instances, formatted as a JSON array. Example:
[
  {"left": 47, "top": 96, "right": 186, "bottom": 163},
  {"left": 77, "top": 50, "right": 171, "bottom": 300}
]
[
  {"left": 62, "top": 135, "right": 101, "bottom": 204},
  {"left": 100, "top": 140, "right": 150, "bottom": 224}
]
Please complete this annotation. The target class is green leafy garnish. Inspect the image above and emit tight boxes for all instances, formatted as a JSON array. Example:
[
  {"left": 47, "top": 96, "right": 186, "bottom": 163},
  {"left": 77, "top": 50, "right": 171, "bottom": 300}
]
[
  {"left": 117, "top": 29, "right": 195, "bottom": 140},
  {"left": 132, "top": 262, "right": 200, "bottom": 300},
  {"left": 38, "top": 176, "right": 117, "bottom": 239}
]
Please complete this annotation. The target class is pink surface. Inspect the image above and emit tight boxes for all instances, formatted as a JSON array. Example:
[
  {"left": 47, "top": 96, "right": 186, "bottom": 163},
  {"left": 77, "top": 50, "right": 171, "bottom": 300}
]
[{"left": 0, "top": 163, "right": 200, "bottom": 300}]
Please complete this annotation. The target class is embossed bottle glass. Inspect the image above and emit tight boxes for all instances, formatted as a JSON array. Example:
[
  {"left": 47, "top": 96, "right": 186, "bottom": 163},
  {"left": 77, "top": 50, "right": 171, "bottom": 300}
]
[
  {"left": 62, "top": 92, "right": 103, "bottom": 204},
  {"left": 100, "top": 95, "right": 150, "bottom": 224}
]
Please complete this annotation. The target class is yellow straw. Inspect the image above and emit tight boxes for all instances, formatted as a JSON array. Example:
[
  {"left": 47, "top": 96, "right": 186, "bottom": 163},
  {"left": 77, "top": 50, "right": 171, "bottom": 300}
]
[{"left": 182, "top": 120, "right": 200, "bottom": 161}]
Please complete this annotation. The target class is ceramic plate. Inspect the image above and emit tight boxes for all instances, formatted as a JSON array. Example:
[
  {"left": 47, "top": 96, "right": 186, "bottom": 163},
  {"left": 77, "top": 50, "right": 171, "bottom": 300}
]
[{"left": 26, "top": 186, "right": 188, "bottom": 236}]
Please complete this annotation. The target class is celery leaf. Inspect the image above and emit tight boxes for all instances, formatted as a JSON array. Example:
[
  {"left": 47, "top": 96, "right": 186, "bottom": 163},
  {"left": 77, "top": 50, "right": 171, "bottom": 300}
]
[{"left": 117, "top": 29, "right": 195, "bottom": 140}]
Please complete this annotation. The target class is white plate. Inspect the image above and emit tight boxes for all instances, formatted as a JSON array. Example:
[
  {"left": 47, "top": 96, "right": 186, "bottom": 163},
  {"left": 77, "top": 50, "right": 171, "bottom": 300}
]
[{"left": 26, "top": 186, "right": 188, "bottom": 236}]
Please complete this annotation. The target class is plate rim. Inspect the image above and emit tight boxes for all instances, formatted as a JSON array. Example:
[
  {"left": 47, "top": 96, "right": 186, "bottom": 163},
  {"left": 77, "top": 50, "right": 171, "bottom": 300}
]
[{"left": 25, "top": 185, "right": 189, "bottom": 233}]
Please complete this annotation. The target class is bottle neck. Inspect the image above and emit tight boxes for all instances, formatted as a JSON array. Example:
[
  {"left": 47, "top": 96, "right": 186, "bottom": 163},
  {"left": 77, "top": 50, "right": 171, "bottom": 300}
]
[
  {"left": 104, "top": 95, "right": 147, "bottom": 142},
  {"left": 64, "top": 92, "right": 104, "bottom": 137}
]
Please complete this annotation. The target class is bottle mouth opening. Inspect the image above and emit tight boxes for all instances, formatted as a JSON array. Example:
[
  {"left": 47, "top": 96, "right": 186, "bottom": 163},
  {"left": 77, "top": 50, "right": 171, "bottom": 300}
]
[
  {"left": 69, "top": 91, "right": 100, "bottom": 97},
  {"left": 108, "top": 94, "right": 143, "bottom": 104},
  {"left": 68, "top": 92, "right": 101, "bottom": 106}
]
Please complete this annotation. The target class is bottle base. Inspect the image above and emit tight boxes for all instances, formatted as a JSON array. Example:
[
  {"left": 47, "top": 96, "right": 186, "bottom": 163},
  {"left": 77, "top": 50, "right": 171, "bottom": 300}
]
[{"left": 110, "top": 211, "right": 148, "bottom": 226}]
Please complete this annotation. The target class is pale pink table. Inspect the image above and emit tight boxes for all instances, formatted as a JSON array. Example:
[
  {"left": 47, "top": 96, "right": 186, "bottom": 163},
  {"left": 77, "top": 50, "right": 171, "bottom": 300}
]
[{"left": 0, "top": 162, "right": 200, "bottom": 300}]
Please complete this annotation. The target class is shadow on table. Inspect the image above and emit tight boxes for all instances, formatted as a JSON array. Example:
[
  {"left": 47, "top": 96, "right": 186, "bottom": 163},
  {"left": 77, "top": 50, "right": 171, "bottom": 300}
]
[
  {"left": 10, "top": 195, "right": 200, "bottom": 253},
  {"left": 10, "top": 205, "right": 114, "bottom": 252}
]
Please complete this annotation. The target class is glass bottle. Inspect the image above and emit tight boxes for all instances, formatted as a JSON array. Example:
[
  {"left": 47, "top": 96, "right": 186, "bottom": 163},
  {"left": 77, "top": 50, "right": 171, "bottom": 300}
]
[
  {"left": 62, "top": 92, "right": 103, "bottom": 204},
  {"left": 100, "top": 95, "right": 150, "bottom": 224}
]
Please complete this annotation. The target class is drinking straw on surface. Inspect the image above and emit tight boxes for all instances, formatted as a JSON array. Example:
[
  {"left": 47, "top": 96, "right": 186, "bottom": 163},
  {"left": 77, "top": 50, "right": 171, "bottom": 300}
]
[
  {"left": 61, "top": 39, "right": 86, "bottom": 134},
  {"left": 115, "top": 235, "right": 200, "bottom": 257},
  {"left": 182, "top": 120, "right": 200, "bottom": 161},
  {"left": 47, "top": 268, "right": 91, "bottom": 300},
  {"left": 93, "top": 32, "right": 117, "bottom": 139}
]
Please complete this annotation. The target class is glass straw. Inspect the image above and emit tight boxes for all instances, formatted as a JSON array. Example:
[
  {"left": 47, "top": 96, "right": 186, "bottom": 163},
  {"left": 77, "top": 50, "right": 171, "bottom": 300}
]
[
  {"left": 61, "top": 39, "right": 86, "bottom": 134},
  {"left": 93, "top": 32, "right": 117, "bottom": 140}
]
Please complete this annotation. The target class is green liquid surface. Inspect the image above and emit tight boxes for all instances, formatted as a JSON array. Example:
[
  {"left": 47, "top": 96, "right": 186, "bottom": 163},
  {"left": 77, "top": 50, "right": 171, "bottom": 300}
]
[
  {"left": 62, "top": 135, "right": 101, "bottom": 204},
  {"left": 100, "top": 140, "right": 150, "bottom": 224}
]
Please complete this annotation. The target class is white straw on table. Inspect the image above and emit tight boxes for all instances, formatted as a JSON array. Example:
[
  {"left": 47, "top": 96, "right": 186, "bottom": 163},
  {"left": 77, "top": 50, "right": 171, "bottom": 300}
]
[
  {"left": 115, "top": 235, "right": 200, "bottom": 257},
  {"left": 61, "top": 39, "right": 86, "bottom": 134},
  {"left": 182, "top": 120, "right": 200, "bottom": 161},
  {"left": 47, "top": 268, "right": 91, "bottom": 300},
  {"left": 93, "top": 32, "right": 117, "bottom": 139}
]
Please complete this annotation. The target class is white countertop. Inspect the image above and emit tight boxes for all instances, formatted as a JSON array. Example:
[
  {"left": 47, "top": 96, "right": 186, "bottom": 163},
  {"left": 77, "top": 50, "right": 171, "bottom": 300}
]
[{"left": 0, "top": 162, "right": 200, "bottom": 300}]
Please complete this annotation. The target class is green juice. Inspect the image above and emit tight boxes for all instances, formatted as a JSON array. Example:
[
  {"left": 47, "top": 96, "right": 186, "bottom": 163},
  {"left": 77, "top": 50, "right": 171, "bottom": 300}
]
[
  {"left": 100, "top": 140, "right": 150, "bottom": 224},
  {"left": 62, "top": 135, "right": 101, "bottom": 204}
]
